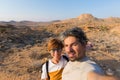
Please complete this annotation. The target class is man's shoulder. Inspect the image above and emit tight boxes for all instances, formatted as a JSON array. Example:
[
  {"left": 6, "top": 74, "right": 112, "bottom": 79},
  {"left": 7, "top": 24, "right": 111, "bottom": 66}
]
[
  {"left": 83, "top": 59, "right": 104, "bottom": 74},
  {"left": 82, "top": 59, "right": 100, "bottom": 69}
]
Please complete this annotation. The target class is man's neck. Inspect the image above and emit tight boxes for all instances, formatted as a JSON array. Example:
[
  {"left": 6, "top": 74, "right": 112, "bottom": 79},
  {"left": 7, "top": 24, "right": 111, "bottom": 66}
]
[{"left": 70, "top": 56, "right": 88, "bottom": 62}]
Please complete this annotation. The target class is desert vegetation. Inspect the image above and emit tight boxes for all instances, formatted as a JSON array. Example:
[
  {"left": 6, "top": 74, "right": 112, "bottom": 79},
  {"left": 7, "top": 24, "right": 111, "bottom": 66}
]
[{"left": 0, "top": 14, "right": 120, "bottom": 80}]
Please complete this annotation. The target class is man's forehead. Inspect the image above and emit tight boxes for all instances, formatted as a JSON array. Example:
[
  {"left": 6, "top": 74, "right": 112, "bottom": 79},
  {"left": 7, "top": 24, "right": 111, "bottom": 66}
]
[
  {"left": 64, "top": 37, "right": 80, "bottom": 44},
  {"left": 64, "top": 36, "right": 78, "bottom": 41}
]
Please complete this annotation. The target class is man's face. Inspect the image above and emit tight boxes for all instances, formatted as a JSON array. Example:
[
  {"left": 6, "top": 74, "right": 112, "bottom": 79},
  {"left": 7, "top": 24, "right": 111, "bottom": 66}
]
[{"left": 64, "top": 36, "right": 86, "bottom": 61}]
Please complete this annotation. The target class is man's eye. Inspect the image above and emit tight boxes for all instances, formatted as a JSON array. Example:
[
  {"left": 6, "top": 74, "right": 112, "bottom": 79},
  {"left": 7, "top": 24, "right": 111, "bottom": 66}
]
[
  {"left": 73, "top": 43, "right": 78, "bottom": 46},
  {"left": 64, "top": 45, "right": 68, "bottom": 47}
]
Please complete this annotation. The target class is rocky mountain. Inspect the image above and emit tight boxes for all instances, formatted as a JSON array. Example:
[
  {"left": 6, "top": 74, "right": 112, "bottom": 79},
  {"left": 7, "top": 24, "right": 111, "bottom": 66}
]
[{"left": 53, "top": 14, "right": 120, "bottom": 26}]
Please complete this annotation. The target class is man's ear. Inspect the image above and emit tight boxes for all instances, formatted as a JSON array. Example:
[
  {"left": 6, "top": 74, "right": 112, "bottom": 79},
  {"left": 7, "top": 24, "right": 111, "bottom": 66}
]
[{"left": 82, "top": 43, "right": 87, "bottom": 48}]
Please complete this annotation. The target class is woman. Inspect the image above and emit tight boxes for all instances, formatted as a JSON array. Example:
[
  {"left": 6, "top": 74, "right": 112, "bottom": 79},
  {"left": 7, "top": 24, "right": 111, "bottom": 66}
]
[{"left": 41, "top": 38, "right": 68, "bottom": 80}]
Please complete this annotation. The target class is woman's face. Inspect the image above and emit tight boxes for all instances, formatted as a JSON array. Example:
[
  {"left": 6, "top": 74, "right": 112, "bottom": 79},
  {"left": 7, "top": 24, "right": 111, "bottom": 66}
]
[{"left": 50, "top": 48, "right": 62, "bottom": 60}]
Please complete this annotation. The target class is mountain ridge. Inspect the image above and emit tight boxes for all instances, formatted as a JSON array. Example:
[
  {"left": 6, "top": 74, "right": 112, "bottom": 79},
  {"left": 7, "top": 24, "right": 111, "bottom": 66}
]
[{"left": 0, "top": 14, "right": 120, "bottom": 27}]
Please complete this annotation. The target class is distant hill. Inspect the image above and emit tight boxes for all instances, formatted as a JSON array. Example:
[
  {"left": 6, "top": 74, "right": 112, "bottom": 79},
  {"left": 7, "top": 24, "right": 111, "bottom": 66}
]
[
  {"left": 53, "top": 13, "right": 120, "bottom": 24},
  {"left": 0, "top": 13, "right": 120, "bottom": 33},
  {"left": 0, "top": 14, "right": 120, "bottom": 29},
  {"left": 0, "top": 20, "right": 59, "bottom": 27},
  {"left": 41, "top": 14, "right": 120, "bottom": 35}
]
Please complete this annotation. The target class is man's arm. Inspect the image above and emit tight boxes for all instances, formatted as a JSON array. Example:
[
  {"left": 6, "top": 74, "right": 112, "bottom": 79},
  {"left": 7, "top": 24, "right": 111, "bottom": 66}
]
[{"left": 87, "top": 71, "right": 119, "bottom": 80}]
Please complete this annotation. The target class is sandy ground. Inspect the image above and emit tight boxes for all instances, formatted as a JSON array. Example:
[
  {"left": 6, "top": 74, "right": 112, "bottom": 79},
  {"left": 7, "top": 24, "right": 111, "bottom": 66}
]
[{"left": 0, "top": 30, "right": 120, "bottom": 80}]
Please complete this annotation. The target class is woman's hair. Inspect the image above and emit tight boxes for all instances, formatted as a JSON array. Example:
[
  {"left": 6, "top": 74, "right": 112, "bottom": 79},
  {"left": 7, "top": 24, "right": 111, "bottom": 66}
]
[
  {"left": 59, "top": 27, "right": 88, "bottom": 45},
  {"left": 47, "top": 38, "right": 64, "bottom": 51}
]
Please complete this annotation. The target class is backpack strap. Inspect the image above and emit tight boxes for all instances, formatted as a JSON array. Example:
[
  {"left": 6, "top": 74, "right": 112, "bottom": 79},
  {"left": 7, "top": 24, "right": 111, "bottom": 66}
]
[
  {"left": 46, "top": 60, "right": 50, "bottom": 80},
  {"left": 62, "top": 55, "right": 69, "bottom": 62}
]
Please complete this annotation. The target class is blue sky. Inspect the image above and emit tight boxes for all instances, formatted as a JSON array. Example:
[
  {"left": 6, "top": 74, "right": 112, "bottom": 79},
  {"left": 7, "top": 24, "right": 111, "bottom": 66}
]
[{"left": 0, "top": 0, "right": 120, "bottom": 21}]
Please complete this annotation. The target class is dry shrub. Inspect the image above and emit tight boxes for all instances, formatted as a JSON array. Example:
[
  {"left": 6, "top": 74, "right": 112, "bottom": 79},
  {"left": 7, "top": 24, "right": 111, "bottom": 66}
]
[
  {"left": 27, "top": 61, "right": 42, "bottom": 73},
  {"left": 0, "top": 72, "right": 29, "bottom": 80},
  {"left": 29, "top": 50, "right": 50, "bottom": 60}
]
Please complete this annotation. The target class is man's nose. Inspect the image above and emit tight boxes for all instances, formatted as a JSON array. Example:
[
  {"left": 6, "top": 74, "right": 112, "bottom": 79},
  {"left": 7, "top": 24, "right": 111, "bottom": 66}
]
[
  {"left": 67, "top": 46, "right": 73, "bottom": 52},
  {"left": 54, "top": 50, "right": 59, "bottom": 53}
]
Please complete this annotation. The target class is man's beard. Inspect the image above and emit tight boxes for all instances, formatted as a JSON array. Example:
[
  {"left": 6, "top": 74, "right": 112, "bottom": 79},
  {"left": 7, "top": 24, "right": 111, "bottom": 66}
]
[
  {"left": 70, "top": 59, "right": 76, "bottom": 62},
  {"left": 69, "top": 56, "right": 84, "bottom": 62},
  {"left": 69, "top": 57, "right": 80, "bottom": 62}
]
